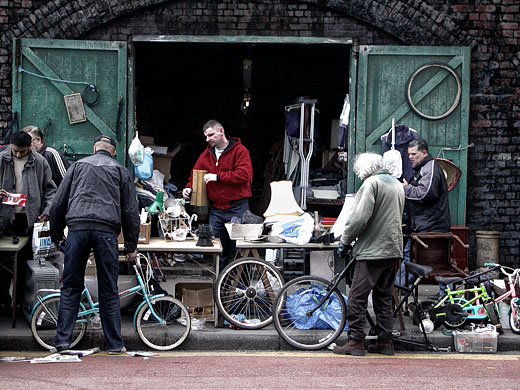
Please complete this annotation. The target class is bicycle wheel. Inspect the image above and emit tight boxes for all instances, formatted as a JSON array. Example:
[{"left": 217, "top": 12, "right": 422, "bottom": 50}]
[
  {"left": 273, "top": 275, "right": 347, "bottom": 350},
  {"left": 30, "top": 296, "right": 87, "bottom": 350},
  {"left": 215, "top": 257, "right": 284, "bottom": 329},
  {"left": 136, "top": 296, "right": 191, "bottom": 350},
  {"left": 443, "top": 297, "right": 468, "bottom": 329},
  {"left": 509, "top": 300, "right": 520, "bottom": 334}
]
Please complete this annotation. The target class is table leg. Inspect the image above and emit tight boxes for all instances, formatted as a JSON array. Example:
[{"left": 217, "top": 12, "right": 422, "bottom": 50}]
[
  {"left": 11, "top": 252, "right": 18, "bottom": 328},
  {"left": 214, "top": 253, "right": 220, "bottom": 328}
]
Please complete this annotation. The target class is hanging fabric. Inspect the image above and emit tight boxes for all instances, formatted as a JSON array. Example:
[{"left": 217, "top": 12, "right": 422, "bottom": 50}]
[{"left": 382, "top": 118, "right": 403, "bottom": 179}]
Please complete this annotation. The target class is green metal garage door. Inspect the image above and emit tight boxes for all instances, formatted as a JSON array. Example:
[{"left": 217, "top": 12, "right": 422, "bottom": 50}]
[
  {"left": 348, "top": 45, "right": 471, "bottom": 225},
  {"left": 12, "top": 38, "right": 129, "bottom": 164}
]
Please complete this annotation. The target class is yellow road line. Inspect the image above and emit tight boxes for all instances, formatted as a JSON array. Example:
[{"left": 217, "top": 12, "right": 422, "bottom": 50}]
[{"left": 2, "top": 351, "right": 519, "bottom": 360}]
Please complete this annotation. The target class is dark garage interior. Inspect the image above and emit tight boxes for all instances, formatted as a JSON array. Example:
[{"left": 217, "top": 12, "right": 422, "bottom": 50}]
[{"left": 134, "top": 40, "right": 351, "bottom": 214}]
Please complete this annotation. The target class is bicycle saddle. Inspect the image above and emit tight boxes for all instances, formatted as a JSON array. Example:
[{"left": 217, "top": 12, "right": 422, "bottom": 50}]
[
  {"left": 435, "top": 276, "right": 462, "bottom": 285},
  {"left": 404, "top": 262, "right": 433, "bottom": 277}
]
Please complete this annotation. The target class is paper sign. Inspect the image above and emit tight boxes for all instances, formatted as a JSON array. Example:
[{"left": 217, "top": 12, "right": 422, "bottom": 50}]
[{"left": 2, "top": 192, "right": 27, "bottom": 207}]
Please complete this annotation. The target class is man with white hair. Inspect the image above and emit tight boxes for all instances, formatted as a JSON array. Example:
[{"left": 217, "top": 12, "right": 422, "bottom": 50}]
[{"left": 333, "top": 152, "right": 404, "bottom": 356}]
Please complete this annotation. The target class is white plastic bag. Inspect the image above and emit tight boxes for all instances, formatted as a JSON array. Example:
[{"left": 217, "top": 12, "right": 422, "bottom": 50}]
[
  {"left": 128, "top": 132, "right": 144, "bottom": 166},
  {"left": 270, "top": 213, "right": 314, "bottom": 245},
  {"left": 32, "top": 221, "right": 55, "bottom": 259},
  {"left": 383, "top": 149, "right": 402, "bottom": 178}
]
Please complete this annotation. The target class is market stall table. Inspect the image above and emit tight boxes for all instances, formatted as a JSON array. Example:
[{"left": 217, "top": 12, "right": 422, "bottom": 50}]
[
  {"left": 235, "top": 239, "right": 340, "bottom": 284},
  {"left": 0, "top": 236, "right": 29, "bottom": 328},
  {"left": 235, "top": 239, "right": 339, "bottom": 259},
  {"left": 119, "top": 237, "right": 222, "bottom": 326}
]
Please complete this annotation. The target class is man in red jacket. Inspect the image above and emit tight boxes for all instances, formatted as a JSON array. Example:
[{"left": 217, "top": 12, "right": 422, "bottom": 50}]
[{"left": 183, "top": 120, "right": 253, "bottom": 269}]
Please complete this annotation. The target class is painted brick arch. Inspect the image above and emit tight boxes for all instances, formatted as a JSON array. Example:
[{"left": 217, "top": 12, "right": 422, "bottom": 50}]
[{"left": 1, "top": 0, "right": 469, "bottom": 48}]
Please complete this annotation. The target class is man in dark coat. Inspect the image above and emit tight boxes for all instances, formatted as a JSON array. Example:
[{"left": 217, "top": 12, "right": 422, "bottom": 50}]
[{"left": 50, "top": 134, "right": 139, "bottom": 354}]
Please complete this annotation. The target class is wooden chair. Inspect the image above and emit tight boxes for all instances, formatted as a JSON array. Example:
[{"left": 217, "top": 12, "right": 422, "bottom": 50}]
[{"left": 409, "top": 232, "right": 469, "bottom": 283}]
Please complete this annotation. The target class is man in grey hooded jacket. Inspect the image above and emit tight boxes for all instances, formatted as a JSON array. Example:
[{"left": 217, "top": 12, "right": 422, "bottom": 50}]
[
  {"left": 333, "top": 152, "right": 404, "bottom": 357},
  {"left": 0, "top": 131, "right": 56, "bottom": 315}
]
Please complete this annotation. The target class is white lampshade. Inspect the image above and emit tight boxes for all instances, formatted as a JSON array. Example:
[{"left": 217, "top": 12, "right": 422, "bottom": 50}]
[{"left": 263, "top": 180, "right": 304, "bottom": 218}]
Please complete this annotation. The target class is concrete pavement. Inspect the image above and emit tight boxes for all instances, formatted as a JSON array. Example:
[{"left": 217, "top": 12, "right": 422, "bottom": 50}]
[{"left": 1, "top": 283, "right": 519, "bottom": 353}]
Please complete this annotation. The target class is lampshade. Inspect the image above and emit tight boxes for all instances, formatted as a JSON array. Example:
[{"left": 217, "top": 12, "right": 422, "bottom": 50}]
[{"left": 263, "top": 180, "right": 304, "bottom": 218}]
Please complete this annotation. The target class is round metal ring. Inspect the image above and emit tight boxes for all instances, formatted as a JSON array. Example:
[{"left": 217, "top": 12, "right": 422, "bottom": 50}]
[
  {"left": 406, "top": 62, "right": 461, "bottom": 121},
  {"left": 82, "top": 84, "right": 99, "bottom": 107}
]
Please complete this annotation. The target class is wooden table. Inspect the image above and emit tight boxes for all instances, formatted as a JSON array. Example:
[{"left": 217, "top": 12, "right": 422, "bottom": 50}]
[
  {"left": 0, "top": 236, "right": 29, "bottom": 328},
  {"left": 235, "top": 239, "right": 338, "bottom": 259},
  {"left": 119, "top": 237, "right": 222, "bottom": 326}
]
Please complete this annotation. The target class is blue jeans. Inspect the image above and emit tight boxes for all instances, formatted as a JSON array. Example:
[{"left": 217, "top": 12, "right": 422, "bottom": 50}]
[
  {"left": 54, "top": 230, "right": 123, "bottom": 351},
  {"left": 209, "top": 199, "right": 248, "bottom": 270},
  {"left": 395, "top": 239, "right": 413, "bottom": 286}
]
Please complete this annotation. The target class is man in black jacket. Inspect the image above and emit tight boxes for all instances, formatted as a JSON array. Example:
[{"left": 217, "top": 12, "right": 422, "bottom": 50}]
[
  {"left": 401, "top": 138, "right": 451, "bottom": 298},
  {"left": 50, "top": 134, "right": 139, "bottom": 354},
  {"left": 402, "top": 138, "right": 450, "bottom": 233},
  {"left": 23, "top": 125, "right": 71, "bottom": 187}
]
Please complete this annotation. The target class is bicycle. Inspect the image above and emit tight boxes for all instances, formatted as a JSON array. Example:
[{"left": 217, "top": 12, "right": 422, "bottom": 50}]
[
  {"left": 30, "top": 253, "right": 191, "bottom": 351},
  {"left": 272, "top": 250, "right": 444, "bottom": 351},
  {"left": 215, "top": 256, "right": 284, "bottom": 329},
  {"left": 429, "top": 263, "right": 520, "bottom": 332}
]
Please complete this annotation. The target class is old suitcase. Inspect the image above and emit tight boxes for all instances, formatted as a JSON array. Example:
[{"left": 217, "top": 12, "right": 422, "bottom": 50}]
[{"left": 23, "top": 259, "right": 60, "bottom": 323}]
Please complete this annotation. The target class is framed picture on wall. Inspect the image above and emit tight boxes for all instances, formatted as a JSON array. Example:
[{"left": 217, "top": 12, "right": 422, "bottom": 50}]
[{"left": 63, "top": 93, "right": 87, "bottom": 124}]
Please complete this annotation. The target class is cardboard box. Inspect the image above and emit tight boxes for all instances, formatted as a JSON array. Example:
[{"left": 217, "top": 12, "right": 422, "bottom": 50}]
[
  {"left": 138, "top": 222, "right": 151, "bottom": 244},
  {"left": 140, "top": 135, "right": 155, "bottom": 146},
  {"left": 152, "top": 153, "right": 173, "bottom": 183},
  {"left": 183, "top": 287, "right": 213, "bottom": 308},
  {"left": 177, "top": 283, "right": 214, "bottom": 321},
  {"left": 118, "top": 222, "right": 151, "bottom": 244},
  {"left": 225, "top": 223, "right": 264, "bottom": 240},
  {"left": 140, "top": 136, "right": 173, "bottom": 183}
]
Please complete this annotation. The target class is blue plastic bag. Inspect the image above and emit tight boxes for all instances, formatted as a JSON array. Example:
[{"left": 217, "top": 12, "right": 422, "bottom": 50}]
[
  {"left": 285, "top": 285, "right": 349, "bottom": 330},
  {"left": 134, "top": 152, "right": 153, "bottom": 180}
]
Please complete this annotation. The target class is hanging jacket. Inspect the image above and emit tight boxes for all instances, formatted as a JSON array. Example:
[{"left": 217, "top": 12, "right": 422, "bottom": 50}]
[
  {"left": 381, "top": 125, "right": 419, "bottom": 181},
  {"left": 404, "top": 155, "right": 451, "bottom": 233},
  {"left": 185, "top": 137, "right": 253, "bottom": 210}
]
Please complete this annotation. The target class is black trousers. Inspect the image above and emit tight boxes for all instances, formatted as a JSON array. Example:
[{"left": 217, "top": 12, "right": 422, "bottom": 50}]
[{"left": 346, "top": 258, "right": 398, "bottom": 342}]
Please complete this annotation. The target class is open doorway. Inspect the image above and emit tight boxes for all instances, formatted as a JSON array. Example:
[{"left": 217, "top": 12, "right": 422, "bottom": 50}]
[{"left": 134, "top": 38, "right": 351, "bottom": 214}]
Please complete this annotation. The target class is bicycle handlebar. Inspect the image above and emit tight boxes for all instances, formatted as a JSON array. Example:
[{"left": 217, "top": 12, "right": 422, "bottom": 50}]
[{"left": 483, "top": 262, "right": 518, "bottom": 278}]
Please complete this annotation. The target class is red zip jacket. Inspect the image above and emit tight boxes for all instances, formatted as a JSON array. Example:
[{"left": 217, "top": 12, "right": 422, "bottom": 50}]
[{"left": 185, "top": 137, "right": 253, "bottom": 209}]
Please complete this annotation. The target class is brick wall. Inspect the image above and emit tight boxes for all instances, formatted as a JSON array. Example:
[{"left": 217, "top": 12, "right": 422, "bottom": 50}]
[{"left": 0, "top": 0, "right": 518, "bottom": 265}]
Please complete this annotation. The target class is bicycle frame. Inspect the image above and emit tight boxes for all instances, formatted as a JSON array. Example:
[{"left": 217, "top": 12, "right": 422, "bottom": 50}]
[
  {"left": 434, "top": 284, "right": 489, "bottom": 321},
  {"left": 304, "top": 255, "right": 356, "bottom": 317},
  {"left": 31, "top": 259, "right": 166, "bottom": 331},
  {"left": 433, "top": 265, "right": 520, "bottom": 324},
  {"left": 491, "top": 267, "right": 520, "bottom": 319}
]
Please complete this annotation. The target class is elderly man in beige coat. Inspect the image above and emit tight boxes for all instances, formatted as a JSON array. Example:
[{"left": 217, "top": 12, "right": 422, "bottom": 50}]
[{"left": 333, "top": 152, "right": 404, "bottom": 357}]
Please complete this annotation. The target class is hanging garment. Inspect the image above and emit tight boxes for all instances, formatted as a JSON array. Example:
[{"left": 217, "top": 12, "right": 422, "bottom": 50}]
[{"left": 381, "top": 124, "right": 418, "bottom": 181}]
